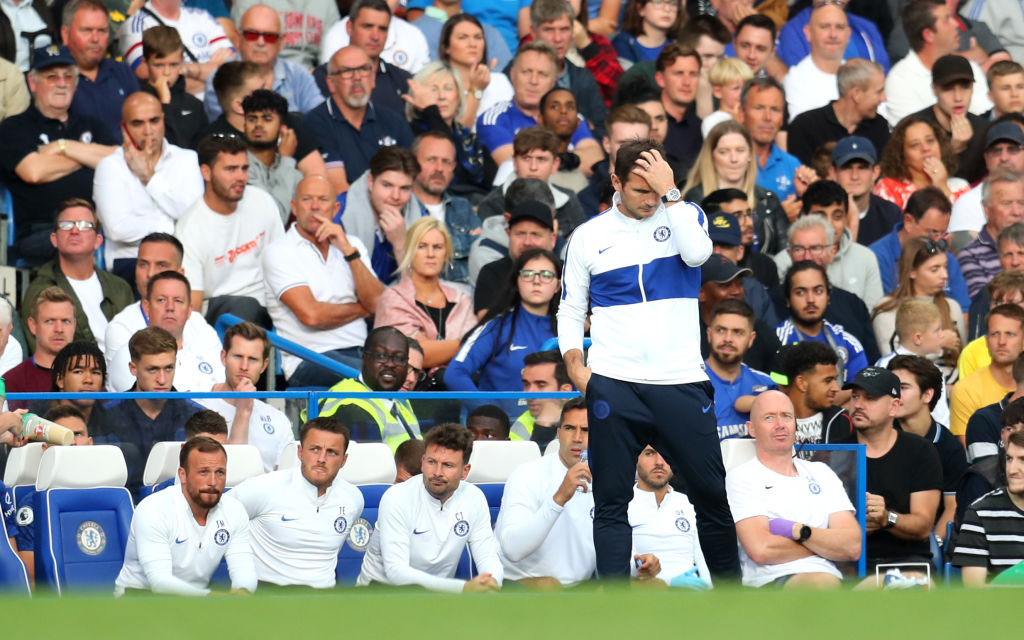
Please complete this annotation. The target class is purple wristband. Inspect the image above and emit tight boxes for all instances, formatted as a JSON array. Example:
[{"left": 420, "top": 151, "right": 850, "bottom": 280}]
[{"left": 768, "top": 518, "right": 797, "bottom": 539}]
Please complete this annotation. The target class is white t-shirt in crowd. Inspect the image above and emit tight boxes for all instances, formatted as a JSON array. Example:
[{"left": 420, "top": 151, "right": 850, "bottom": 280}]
[
  {"left": 66, "top": 272, "right": 108, "bottom": 351},
  {"left": 783, "top": 56, "right": 839, "bottom": 122},
  {"left": 319, "top": 15, "right": 429, "bottom": 74},
  {"left": 262, "top": 227, "right": 371, "bottom": 377},
  {"left": 198, "top": 396, "right": 294, "bottom": 471},
  {"left": 726, "top": 456, "right": 854, "bottom": 587},
  {"left": 176, "top": 187, "right": 284, "bottom": 305}
]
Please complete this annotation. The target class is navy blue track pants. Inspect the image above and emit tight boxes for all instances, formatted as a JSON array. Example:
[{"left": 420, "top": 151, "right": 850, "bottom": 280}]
[{"left": 586, "top": 373, "right": 740, "bottom": 580}]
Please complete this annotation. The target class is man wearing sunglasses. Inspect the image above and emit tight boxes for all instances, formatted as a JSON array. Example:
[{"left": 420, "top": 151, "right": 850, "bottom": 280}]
[
  {"left": 20, "top": 198, "right": 133, "bottom": 352},
  {"left": 203, "top": 4, "right": 324, "bottom": 121},
  {"left": 315, "top": 326, "right": 421, "bottom": 453}
]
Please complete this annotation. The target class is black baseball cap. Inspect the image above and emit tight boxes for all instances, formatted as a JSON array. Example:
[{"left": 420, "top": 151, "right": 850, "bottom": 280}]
[
  {"left": 841, "top": 366, "right": 901, "bottom": 399},
  {"left": 508, "top": 200, "right": 554, "bottom": 230},
  {"left": 709, "top": 212, "right": 741, "bottom": 246},
  {"left": 932, "top": 54, "right": 974, "bottom": 87},
  {"left": 701, "top": 254, "right": 752, "bottom": 285}
]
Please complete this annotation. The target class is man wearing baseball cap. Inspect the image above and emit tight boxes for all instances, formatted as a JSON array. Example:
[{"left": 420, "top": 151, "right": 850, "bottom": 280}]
[
  {"left": 0, "top": 44, "right": 117, "bottom": 267},
  {"left": 830, "top": 136, "right": 902, "bottom": 247},
  {"left": 910, "top": 54, "right": 990, "bottom": 184},
  {"left": 702, "top": 190, "right": 780, "bottom": 291},
  {"left": 698, "top": 254, "right": 781, "bottom": 374},
  {"left": 842, "top": 366, "right": 943, "bottom": 577},
  {"left": 706, "top": 210, "right": 778, "bottom": 328},
  {"left": 951, "top": 120, "right": 1024, "bottom": 237}
]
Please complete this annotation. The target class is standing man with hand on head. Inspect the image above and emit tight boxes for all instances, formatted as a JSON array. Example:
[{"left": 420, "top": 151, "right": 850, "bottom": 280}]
[{"left": 558, "top": 138, "right": 740, "bottom": 581}]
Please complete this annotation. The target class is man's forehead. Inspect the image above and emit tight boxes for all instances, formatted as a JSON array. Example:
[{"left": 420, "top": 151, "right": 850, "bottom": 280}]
[{"left": 523, "top": 362, "right": 556, "bottom": 379}]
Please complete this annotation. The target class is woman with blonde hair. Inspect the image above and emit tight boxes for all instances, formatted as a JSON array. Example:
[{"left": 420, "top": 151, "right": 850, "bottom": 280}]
[
  {"left": 404, "top": 60, "right": 496, "bottom": 192},
  {"left": 871, "top": 237, "right": 966, "bottom": 361},
  {"left": 374, "top": 217, "right": 477, "bottom": 368},
  {"left": 683, "top": 120, "right": 788, "bottom": 254}
]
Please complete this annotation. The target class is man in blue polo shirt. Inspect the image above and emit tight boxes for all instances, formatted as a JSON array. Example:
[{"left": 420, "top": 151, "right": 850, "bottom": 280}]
[
  {"left": 868, "top": 185, "right": 971, "bottom": 310},
  {"left": 305, "top": 45, "right": 413, "bottom": 186},
  {"left": 64, "top": 0, "right": 138, "bottom": 143},
  {"left": 742, "top": 76, "right": 803, "bottom": 202},
  {"left": 477, "top": 41, "right": 594, "bottom": 169},
  {"left": 705, "top": 299, "right": 776, "bottom": 440}
]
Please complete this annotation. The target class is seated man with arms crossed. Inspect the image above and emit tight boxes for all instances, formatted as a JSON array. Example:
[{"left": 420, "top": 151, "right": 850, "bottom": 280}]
[
  {"left": 727, "top": 390, "right": 862, "bottom": 588},
  {"left": 232, "top": 417, "right": 363, "bottom": 589},
  {"left": 357, "top": 423, "right": 503, "bottom": 592},
  {"left": 495, "top": 397, "right": 595, "bottom": 588},
  {"left": 114, "top": 437, "right": 257, "bottom": 596}
]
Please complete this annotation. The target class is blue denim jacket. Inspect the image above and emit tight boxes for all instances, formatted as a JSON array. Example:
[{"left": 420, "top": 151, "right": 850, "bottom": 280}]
[{"left": 418, "top": 193, "right": 481, "bottom": 284}]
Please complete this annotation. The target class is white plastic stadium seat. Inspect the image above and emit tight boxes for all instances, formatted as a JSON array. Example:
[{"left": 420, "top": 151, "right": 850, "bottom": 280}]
[
  {"left": 36, "top": 445, "right": 128, "bottom": 490},
  {"left": 466, "top": 441, "right": 541, "bottom": 483},
  {"left": 544, "top": 439, "right": 558, "bottom": 456},
  {"left": 224, "top": 444, "right": 264, "bottom": 487},
  {"left": 720, "top": 439, "right": 757, "bottom": 473},
  {"left": 3, "top": 442, "right": 46, "bottom": 486},
  {"left": 142, "top": 441, "right": 183, "bottom": 486},
  {"left": 340, "top": 442, "right": 396, "bottom": 485},
  {"left": 277, "top": 441, "right": 299, "bottom": 469}
]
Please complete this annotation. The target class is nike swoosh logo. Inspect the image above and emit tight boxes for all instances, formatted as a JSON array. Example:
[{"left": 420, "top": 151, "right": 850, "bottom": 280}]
[
  {"left": 598, "top": 245, "right": 614, "bottom": 254},
  {"left": 509, "top": 345, "right": 527, "bottom": 351},
  {"left": 701, "top": 402, "right": 713, "bottom": 413},
  {"left": 413, "top": 529, "right": 429, "bottom": 535},
  {"left": 174, "top": 537, "right": 188, "bottom": 544},
  {"left": 764, "top": 486, "right": 773, "bottom": 490},
  {"left": 281, "top": 516, "right": 299, "bottom": 522},
  {"left": 181, "top": 110, "right": 192, "bottom": 115},
  {"left": 631, "top": 525, "right": 641, "bottom": 529}
]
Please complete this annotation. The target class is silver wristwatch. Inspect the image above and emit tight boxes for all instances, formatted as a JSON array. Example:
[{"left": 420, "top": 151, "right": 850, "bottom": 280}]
[{"left": 661, "top": 188, "right": 681, "bottom": 204}]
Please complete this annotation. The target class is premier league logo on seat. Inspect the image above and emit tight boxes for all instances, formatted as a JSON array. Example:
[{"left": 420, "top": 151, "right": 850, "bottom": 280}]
[
  {"left": 334, "top": 516, "right": 347, "bottom": 534},
  {"left": 76, "top": 520, "right": 107, "bottom": 556},
  {"left": 16, "top": 506, "right": 33, "bottom": 526},
  {"left": 214, "top": 528, "right": 230, "bottom": 545}
]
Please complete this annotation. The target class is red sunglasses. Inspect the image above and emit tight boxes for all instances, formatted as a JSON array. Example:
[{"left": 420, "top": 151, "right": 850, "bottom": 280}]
[{"left": 241, "top": 29, "right": 281, "bottom": 43}]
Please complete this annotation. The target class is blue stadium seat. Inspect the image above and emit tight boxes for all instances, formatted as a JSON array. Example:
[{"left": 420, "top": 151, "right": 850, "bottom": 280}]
[
  {"left": 335, "top": 484, "right": 391, "bottom": 585},
  {"left": 32, "top": 446, "right": 133, "bottom": 595},
  {"left": 0, "top": 531, "right": 29, "bottom": 595},
  {"left": 474, "top": 483, "right": 505, "bottom": 526}
]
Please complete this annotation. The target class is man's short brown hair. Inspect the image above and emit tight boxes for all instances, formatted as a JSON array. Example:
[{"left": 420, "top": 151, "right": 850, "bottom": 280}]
[
  {"left": 605, "top": 105, "right": 651, "bottom": 133},
  {"left": 369, "top": 145, "right": 419, "bottom": 179},
  {"left": 223, "top": 321, "right": 270, "bottom": 361},
  {"left": 656, "top": 42, "right": 700, "bottom": 73},
  {"left": 513, "top": 125, "right": 561, "bottom": 157},
  {"left": 424, "top": 423, "right": 474, "bottom": 466},
  {"left": 128, "top": 326, "right": 178, "bottom": 363},
  {"left": 31, "top": 286, "right": 74, "bottom": 320}
]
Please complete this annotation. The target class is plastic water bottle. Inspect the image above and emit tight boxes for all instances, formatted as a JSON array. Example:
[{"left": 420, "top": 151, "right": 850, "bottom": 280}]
[{"left": 21, "top": 413, "right": 74, "bottom": 446}]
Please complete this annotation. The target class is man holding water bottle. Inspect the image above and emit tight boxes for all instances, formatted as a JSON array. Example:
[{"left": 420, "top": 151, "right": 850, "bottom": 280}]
[{"left": 494, "top": 397, "right": 598, "bottom": 588}]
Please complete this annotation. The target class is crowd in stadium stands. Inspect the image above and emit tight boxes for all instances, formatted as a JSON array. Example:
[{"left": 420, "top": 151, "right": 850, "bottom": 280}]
[{"left": 3, "top": 0, "right": 1024, "bottom": 593}]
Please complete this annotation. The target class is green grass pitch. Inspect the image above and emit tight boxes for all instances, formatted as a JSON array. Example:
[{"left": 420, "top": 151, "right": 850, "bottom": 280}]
[{"left": 2, "top": 584, "right": 1018, "bottom": 639}]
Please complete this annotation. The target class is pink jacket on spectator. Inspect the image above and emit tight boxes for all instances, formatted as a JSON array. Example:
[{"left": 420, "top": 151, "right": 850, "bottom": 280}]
[{"left": 373, "top": 274, "right": 477, "bottom": 343}]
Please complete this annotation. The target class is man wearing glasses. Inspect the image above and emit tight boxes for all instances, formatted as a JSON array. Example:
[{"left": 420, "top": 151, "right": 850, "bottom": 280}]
[
  {"left": 262, "top": 175, "right": 384, "bottom": 389},
  {"left": 0, "top": 45, "right": 117, "bottom": 267},
  {"left": 203, "top": 4, "right": 324, "bottom": 120},
  {"left": 869, "top": 186, "right": 971, "bottom": 310},
  {"left": 316, "top": 326, "right": 421, "bottom": 453},
  {"left": 305, "top": 44, "right": 413, "bottom": 186},
  {"left": 20, "top": 199, "right": 132, "bottom": 351}
]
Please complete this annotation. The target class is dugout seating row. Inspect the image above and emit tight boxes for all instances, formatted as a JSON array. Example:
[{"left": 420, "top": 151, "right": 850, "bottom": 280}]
[{"left": 3, "top": 438, "right": 873, "bottom": 595}]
